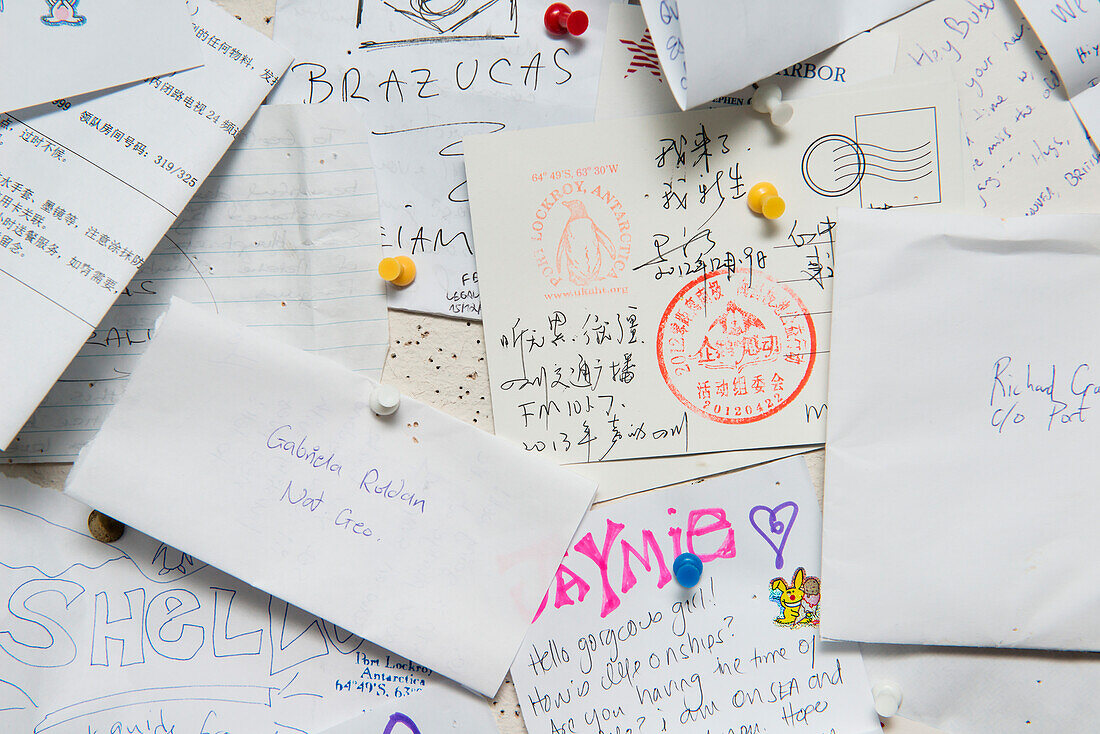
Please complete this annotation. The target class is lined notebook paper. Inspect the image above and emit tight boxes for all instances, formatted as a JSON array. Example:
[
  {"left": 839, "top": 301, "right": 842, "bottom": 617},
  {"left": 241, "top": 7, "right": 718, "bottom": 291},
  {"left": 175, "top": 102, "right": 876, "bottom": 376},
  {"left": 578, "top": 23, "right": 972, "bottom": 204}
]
[{"left": 2, "top": 103, "right": 388, "bottom": 461}]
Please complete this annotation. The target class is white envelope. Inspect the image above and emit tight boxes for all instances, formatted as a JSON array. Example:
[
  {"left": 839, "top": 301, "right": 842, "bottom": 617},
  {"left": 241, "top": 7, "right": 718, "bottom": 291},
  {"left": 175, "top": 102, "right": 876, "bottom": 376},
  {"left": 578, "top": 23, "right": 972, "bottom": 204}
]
[
  {"left": 638, "top": 0, "right": 923, "bottom": 110},
  {"left": 65, "top": 298, "right": 597, "bottom": 697},
  {"left": 823, "top": 208, "right": 1100, "bottom": 651},
  {"left": 0, "top": 0, "right": 201, "bottom": 114}
]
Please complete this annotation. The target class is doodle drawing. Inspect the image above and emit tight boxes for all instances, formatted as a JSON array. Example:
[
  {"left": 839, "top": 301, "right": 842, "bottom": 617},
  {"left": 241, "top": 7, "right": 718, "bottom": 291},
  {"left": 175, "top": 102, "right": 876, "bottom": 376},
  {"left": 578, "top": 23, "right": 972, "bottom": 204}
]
[{"left": 41, "top": 0, "right": 87, "bottom": 26}]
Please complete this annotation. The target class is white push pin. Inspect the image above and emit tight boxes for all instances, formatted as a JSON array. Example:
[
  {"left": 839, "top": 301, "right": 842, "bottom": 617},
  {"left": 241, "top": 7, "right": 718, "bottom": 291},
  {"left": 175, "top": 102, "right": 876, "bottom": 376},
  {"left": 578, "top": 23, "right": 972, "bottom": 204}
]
[
  {"left": 369, "top": 384, "right": 401, "bottom": 416},
  {"left": 751, "top": 84, "right": 794, "bottom": 126},
  {"left": 872, "top": 681, "right": 903, "bottom": 718}
]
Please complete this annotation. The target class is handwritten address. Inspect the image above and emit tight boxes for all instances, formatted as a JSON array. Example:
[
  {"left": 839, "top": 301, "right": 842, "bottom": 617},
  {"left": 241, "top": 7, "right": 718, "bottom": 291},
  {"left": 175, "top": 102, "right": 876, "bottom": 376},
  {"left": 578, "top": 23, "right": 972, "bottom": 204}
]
[
  {"left": 989, "top": 355, "right": 1100, "bottom": 432},
  {"left": 266, "top": 424, "right": 428, "bottom": 542}
]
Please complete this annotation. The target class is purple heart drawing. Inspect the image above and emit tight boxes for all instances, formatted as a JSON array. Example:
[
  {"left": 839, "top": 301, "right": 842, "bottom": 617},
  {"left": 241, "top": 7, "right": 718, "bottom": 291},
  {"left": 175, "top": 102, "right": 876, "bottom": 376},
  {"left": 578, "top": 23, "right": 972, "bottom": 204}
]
[{"left": 749, "top": 501, "right": 799, "bottom": 570}]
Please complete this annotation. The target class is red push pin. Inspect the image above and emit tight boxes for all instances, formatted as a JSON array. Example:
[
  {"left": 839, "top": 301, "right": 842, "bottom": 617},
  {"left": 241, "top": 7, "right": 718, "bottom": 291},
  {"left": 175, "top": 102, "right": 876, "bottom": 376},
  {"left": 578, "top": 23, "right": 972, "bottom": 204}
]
[{"left": 544, "top": 2, "right": 588, "bottom": 36}]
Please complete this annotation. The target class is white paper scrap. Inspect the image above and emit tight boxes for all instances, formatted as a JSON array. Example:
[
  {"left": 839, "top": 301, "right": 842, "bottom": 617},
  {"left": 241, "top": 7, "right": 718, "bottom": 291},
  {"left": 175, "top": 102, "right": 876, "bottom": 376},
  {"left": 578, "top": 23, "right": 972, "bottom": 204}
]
[
  {"left": 824, "top": 207, "right": 1100, "bottom": 652},
  {"left": 596, "top": 4, "right": 900, "bottom": 120},
  {"left": 638, "top": 0, "right": 923, "bottom": 110},
  {"left": 1015, "top": 0, "right": 1100, "bottom": 142},
  {"left": 65, "top": 298, "right": 597, "bottom": 697},
  {"left": 0, "top": 0, "right": 201, "bottom": 114},
  {"left": 2, "top": 103, "right": 389, "bottom": 462},
  {"left": 0, "top": 476, "right": 490, "bottom": 734},
  {"left": 0, "top": 0, "right": 293, "bottom": 450}
]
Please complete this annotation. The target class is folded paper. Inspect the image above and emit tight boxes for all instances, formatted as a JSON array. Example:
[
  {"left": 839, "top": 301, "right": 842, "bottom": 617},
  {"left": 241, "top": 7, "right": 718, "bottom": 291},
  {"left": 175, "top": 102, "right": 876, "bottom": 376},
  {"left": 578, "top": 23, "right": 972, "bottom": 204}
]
[
  {"left": 66, "top": 298, "right": 597, "bottom": 697},
  {"left": 824, "top": 208, "right": 1100, "bottom": 652}
]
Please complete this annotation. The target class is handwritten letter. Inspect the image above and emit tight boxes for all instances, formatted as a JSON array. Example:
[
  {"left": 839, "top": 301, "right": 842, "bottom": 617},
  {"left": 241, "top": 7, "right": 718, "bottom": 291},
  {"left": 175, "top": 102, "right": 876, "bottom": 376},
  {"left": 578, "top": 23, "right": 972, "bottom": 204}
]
[
  {"left": 0, "top": 476, "right": 490, "bottom": 733},
  {"left": 886, "top": 0, "right": 1100, "bottom": 215},
  {"left": 512, "top": 457, "right": 880, "bottom": 734}
]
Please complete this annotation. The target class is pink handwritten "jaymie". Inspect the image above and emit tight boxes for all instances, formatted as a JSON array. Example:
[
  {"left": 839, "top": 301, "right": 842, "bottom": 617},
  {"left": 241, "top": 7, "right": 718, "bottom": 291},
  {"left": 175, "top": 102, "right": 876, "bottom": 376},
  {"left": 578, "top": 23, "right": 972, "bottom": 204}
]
[{"left": 533, "top": 507, "right": 736, "bottom": 621}]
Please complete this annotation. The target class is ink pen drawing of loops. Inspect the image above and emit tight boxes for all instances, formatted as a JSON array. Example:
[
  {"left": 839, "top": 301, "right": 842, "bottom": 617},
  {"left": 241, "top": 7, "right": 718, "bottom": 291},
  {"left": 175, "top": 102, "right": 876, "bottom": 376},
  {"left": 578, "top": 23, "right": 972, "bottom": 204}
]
[
  {"left": 834, "top": 141, "right": 935, "bottom": 183},
  {"left": 802, "top": 134, "right": 936, "bottom": 198}
]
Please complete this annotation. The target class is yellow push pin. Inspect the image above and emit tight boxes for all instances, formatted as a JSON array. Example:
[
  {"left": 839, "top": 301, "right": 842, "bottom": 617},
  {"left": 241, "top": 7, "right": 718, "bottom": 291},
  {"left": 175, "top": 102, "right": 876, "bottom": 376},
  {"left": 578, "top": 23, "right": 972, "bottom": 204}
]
[
  {"left": 747, "top": 181, "right": 785, "bottom": 220},
  {"left": 378, "top": 255, "right": 416, "bottom": 287}
]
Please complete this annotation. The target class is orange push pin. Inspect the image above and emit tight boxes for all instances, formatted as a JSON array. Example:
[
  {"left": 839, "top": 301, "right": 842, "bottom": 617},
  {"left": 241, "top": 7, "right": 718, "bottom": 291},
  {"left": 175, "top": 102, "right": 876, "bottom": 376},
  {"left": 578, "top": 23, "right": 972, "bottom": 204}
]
[
  {"left": 378, "top": 255, "right": 416, "bottom": 287},
  {"left": 747, "top": 182, "right": 785, "bottom": 220}
]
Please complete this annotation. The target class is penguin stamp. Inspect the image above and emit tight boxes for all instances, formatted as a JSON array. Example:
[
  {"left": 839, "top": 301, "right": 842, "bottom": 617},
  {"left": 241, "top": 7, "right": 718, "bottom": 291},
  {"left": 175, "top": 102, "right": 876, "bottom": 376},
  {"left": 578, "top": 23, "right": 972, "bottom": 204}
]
[
  {"left": 656, "top": 270, "right": 816, "bottom": 424},
  {"left": 529, "top": 180, "right": 632, "bottom": 292}
]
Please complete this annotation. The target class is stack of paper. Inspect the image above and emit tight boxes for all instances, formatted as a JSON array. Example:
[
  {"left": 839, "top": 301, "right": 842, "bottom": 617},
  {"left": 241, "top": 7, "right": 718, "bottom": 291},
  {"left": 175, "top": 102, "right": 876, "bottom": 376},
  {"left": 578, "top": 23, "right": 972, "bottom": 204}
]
[
  {"left": 2, "top": 103, "right": 389, "bottom": 461},
  {"left": 7, "top": 1, "right": 1100, "bottom": 733},
  {"left": 0, "top": 0, "right": 292, "bottom": 449}
]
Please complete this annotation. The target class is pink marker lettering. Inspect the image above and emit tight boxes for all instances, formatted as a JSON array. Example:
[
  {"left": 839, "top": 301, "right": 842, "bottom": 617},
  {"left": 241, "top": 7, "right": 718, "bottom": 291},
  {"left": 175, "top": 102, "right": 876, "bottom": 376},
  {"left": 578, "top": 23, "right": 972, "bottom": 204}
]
[
  {"left": 553, "top": 563, "right": 591, "bottom": 610},
  {"left": 686, "top": 508, "right": 736, "bottom": 561},
  {"left": 668, "top": 524, "right": 684, "bottom": 557},
  {"left": 620, "top": 529, "right": 672, "bottom": 593},
  {"left": 532, "top": 588, "right": 550, "bottom": 623},
  {"left": 573, "top": 519, "right": 625, "bottom": 617}
]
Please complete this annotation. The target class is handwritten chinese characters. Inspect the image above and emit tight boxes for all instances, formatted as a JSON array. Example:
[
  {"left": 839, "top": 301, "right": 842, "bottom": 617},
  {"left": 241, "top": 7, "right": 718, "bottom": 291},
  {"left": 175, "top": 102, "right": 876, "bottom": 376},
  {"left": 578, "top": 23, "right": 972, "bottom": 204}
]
[{"left": 466, "top": 79, "right": 965, "bottom": 464}]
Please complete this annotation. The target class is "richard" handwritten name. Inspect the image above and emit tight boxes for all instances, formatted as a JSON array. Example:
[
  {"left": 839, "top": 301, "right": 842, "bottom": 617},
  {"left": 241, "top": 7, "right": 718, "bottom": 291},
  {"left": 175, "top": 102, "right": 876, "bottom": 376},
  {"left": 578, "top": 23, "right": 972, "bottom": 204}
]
[{"left": 989, "top": 356, "right": 1100, "bottom": 432}]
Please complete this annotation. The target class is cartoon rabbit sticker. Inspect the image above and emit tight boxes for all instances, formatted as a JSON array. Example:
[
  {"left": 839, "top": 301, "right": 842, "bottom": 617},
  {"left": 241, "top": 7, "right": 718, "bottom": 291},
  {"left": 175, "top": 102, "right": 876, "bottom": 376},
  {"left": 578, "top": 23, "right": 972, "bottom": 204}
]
[
  {"left": 41, "top": 0, "right": 86, "bottom": 26},
  {"left": 555, "top": 199, "right": 617, "bottom": 286},
  {"left": 771, "top": 567, "right": 806, "bottom": 625},
  {"left": 770, "top": 567, "right": 822, "bottom": 627}
]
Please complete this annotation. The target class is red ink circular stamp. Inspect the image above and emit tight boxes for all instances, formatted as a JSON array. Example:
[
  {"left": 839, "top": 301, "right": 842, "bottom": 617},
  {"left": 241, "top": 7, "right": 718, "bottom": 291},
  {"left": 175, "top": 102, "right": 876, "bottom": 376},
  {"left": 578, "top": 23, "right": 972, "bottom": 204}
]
[
  {"left": 529, "top": 180, "right": 631, "bottom": 291},
  {"left": 656, "top": 270, "right": 816, "bottom": 424}
]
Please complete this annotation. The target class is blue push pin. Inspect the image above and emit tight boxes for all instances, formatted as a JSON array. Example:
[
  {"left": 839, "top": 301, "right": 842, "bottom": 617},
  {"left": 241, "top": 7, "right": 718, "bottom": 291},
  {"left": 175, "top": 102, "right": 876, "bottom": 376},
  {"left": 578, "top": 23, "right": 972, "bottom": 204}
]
[{"left": 673, "top": 552, "right": 703, "bottom": 588}]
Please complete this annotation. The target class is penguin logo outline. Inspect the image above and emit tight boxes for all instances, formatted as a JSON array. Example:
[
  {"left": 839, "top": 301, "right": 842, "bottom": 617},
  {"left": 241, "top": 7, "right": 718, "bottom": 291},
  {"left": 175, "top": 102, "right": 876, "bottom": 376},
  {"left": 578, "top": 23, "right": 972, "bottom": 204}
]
[{"left": 530, "top": 182, "right": 631, "bottom": 291}]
